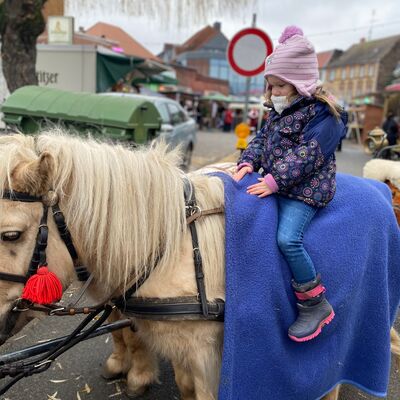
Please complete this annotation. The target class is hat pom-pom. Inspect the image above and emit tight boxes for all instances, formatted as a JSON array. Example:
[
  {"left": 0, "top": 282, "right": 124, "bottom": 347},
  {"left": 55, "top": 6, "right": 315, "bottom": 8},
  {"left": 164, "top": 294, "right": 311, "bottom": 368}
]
[{"left": 279, "top": 26, "right": 304, "bottom": 43}]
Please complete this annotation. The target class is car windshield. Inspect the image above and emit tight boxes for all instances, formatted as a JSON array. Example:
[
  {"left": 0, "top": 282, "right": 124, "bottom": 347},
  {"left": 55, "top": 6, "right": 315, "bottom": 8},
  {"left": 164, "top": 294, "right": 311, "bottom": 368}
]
[{"left": 156, "top": 101, "right": 171, "bottom": 124}]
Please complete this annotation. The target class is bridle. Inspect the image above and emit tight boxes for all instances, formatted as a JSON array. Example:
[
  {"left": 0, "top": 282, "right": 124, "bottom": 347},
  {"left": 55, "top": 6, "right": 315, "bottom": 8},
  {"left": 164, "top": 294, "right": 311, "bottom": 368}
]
[{"left": 0, "top": 190, "right": 90, "bottom": 313}]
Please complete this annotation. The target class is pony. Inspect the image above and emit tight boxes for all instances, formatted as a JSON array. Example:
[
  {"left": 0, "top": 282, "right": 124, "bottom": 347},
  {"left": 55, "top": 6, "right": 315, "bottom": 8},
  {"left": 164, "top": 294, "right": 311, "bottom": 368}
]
[
  {"left": 363, "top": 158, "right": 400, "bottom": 225},
  {"left": 0, "top": 131, "right": 398, "bottom": 400}
]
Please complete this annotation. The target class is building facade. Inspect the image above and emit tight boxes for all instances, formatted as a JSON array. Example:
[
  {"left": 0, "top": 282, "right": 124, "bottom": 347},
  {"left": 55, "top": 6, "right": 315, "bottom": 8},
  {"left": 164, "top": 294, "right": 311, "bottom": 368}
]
[
  {"left": 323, "top": 35, "right": 400, "bottom": 105},
  {"left": 159, "top": 22, "right": 265, "bottom": 95}
]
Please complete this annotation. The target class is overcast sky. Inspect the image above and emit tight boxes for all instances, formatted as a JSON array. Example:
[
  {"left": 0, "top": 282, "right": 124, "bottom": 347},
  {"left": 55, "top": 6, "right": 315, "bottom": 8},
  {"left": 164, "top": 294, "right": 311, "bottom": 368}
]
[{"left": 66, "top": 0, "right": 400, "bottom": 55}]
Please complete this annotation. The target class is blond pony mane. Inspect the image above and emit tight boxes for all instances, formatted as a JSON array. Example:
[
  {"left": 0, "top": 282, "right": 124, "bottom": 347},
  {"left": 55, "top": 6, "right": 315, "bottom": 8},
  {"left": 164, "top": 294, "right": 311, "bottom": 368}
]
[{"left": 0, "top": 131, "right": 192, "bottom": 294}]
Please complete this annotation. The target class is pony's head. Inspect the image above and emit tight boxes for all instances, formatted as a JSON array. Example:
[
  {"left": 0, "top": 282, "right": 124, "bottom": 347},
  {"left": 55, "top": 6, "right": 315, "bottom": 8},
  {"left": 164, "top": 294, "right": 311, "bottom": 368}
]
[
  {"left": 0, "top": 131, "right": 187, "bottom": 343},
  {"left": 0, "top": 134, "right": 77, "bottom": 343}
]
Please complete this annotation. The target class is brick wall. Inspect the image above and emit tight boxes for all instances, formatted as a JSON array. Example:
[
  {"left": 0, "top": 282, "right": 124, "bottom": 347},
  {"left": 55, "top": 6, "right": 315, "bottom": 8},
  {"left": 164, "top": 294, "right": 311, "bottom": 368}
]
[
  {"left": 175, "top": 65, "right": 229, "bottom": 95},
  {"left": 42, "top": 0, "right": 64, "bottom": 20},
  {"left": 187, "top": 59, "right": 209, "bottom": 76}
]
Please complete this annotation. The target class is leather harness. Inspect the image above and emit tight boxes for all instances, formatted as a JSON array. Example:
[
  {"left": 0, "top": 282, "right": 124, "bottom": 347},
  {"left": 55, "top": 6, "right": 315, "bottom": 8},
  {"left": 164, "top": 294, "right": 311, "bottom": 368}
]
[{"left": 0, "top": 179, "right": 225, "bottom": 321}]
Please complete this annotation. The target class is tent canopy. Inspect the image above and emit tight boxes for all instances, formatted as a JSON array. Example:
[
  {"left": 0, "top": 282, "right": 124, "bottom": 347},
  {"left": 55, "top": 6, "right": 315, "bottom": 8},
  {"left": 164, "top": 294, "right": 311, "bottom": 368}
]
[
  {"left": 385, "top": 83, "right": 400, "bottom": 92},
  {"left": 96, "top": 47, "right": 173, "bottom": 92}
]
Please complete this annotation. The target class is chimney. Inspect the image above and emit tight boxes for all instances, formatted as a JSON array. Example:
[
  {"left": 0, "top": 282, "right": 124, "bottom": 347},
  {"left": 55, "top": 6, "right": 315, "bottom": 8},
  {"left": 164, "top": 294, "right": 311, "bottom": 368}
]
[
  {"left": 360, "top": 37, "right": 366, "bottom": 43},
  {"left": 213, "top": 21, "right": 221, "bottom": 31}
]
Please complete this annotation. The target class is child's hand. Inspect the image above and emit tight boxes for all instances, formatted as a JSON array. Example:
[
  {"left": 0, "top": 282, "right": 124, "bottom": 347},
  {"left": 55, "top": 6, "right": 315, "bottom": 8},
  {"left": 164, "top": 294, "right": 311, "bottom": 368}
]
[
  {"left": 233, "top": 166, "right": 252, "bottom": 182},
  {"left": 247, "top": 178, "right": 273, "bottom": 198}
]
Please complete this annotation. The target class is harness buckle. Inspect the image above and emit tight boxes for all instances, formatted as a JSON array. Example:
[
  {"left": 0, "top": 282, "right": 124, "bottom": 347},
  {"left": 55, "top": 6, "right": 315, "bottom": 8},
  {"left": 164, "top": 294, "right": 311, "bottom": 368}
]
[
  {"left": 34, "top": 359, "right": 53, "bottom": 369},
  {"left": 49, "top": 307, "right": 66, "bottom": 316},
  {"left": 12, "top": 298, "right": 32, "bottom": 312}
]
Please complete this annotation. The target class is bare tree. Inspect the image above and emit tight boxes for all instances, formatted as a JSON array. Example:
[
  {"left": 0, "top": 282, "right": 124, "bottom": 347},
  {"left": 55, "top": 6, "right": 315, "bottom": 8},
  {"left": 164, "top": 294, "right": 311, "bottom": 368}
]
[
  {"left": 0, "top": 0, "right": 47, "bottom": 93},
  {"left": 0, "top": 0, "right": 258, "bottom": 93},
  {"left": 65, "top": 0, "right": 257, "bottom": 29}
]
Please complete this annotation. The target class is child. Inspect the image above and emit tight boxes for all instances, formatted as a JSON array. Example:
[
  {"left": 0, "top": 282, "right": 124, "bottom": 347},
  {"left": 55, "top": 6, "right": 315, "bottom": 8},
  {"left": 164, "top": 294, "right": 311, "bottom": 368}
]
[{"left": 233, "top": 26, "right": 347, "bottom": 342}]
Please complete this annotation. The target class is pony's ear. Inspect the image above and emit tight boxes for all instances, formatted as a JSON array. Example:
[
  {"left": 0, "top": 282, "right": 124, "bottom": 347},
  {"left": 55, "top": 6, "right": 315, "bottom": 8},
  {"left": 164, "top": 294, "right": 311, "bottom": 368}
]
[{"left": 11, "top": 151, "right": 54, "bottom": 195}]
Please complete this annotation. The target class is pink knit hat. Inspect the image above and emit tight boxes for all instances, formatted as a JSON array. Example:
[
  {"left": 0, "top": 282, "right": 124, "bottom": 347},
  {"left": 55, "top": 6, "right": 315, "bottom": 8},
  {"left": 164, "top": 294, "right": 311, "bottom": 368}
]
[{"left": 264, "top": 26, "right": 319, "bottom": 98}]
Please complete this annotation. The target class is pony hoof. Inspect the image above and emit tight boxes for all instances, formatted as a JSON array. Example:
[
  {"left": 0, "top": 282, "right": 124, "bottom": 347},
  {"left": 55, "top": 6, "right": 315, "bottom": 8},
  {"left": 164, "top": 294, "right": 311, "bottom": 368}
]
[
  {"left": 101, "top": 368, "right": 124, "bottom": 380},
  {"left": 125, "top": 385, "right": 148, "bottom": 398}
]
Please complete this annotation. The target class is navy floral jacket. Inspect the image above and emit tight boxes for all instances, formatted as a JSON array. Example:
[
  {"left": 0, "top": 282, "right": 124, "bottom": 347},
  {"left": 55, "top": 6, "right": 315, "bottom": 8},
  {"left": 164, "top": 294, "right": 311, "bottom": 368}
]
[{"left": 238, "top": 97, "right": 348, "bottom": 207}]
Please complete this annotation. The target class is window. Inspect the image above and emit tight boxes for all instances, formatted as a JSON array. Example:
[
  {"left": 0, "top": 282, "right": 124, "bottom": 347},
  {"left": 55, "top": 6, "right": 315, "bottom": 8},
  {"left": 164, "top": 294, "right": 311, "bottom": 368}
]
[
  {"left": 329, "top": 69, "right": 336, "bottom": 81},
  {"left": 320, "top": 69, "right": 326, "bottom": 82},
  {"left": 368, "top": 64, "right": 375, "bottom": 77},
  {"left": 210, "top": 58, "right": 230, "bottom": 81},
  {"left": 167, "top": 103, "right": 185, "bottom": 125},
  {"left": 350, "top": 67, "right": 355, "bottom": 78},
  {"left": 356, "top": 80, "right": 363, "bottom": 96},
  {"left": 156, "top": 102, "right": 171, "bottom": 124},
  {"left": 360, "top": 65, "right": 365, "bottom": 77},
  {"left": 341, "top": 68, "right": 347, "bottom": 80},
  {"left": 347, "top": 81, "right": 353, "bottom": 99}
]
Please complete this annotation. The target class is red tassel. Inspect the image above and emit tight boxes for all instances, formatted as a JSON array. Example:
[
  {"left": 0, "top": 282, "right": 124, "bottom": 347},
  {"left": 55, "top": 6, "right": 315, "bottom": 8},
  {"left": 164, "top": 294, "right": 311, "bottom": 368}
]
[{"left": 21, "top": 266, "right": 63, "bottom": 304}]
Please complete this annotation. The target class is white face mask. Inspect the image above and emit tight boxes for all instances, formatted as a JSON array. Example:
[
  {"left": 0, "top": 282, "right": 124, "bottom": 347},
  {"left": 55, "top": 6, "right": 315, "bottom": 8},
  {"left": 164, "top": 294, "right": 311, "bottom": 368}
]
[{"left": 271, "top": 95, "right": 290, "bottom": 114}]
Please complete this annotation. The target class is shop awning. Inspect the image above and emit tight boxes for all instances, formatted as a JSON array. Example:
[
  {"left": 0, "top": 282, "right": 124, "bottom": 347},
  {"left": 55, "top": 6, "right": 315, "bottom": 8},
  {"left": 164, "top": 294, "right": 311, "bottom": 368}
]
[
  {"left": 96, "top": 47, "right": 144, "bottom": 92},
  {"left": 385, "top": 83, "right": 400, "bottom": 92}
]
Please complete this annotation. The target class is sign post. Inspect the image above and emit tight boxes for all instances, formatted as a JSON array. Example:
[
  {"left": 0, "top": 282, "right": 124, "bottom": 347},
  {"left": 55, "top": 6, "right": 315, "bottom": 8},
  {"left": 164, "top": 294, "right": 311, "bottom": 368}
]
[{"left": 227, "top": 17, "right": 273, "bottom": 150}]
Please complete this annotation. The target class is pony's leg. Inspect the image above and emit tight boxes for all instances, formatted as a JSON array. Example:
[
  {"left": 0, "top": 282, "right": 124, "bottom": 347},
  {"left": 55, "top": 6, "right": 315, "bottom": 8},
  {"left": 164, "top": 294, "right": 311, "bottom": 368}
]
[
  {"left": 189, "top": 344, "right": 221, "bottom": 400},
  {"left": 390, "top": 327, "right": 400, "bottom": 369},
  {"left": 321, "top": 385, "right": 340, "bottom": 400},
  {"left": 123, "top": 325, "right": 160, "bottom": 397},
  {"left": 102, "top": 309, "right": 159, "bottom": 397},
  {"left": 102, "top": 309, "right": 130, "bottom": 379},
  {"left": 172, "top": 360, "right": 196, "bottom": 400}
]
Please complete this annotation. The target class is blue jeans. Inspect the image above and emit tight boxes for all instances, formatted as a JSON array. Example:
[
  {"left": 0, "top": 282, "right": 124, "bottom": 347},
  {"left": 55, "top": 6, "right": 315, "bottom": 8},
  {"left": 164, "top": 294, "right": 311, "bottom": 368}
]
[{"left": 276, "top": 196, "right": 318, "bottom": 284}]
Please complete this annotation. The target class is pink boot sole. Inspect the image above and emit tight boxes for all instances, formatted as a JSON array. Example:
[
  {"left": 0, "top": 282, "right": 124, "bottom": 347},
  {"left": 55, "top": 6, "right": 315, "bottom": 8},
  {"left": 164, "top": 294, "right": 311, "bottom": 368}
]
[{"left": 288, "top": 310, "right": 335, "bottom": 342}]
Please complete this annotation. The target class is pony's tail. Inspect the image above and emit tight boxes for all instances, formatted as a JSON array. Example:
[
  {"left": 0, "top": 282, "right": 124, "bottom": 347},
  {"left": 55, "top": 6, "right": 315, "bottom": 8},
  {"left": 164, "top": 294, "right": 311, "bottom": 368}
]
[{"left": 390, "top": 327, "right": 400, "bottom": 369}]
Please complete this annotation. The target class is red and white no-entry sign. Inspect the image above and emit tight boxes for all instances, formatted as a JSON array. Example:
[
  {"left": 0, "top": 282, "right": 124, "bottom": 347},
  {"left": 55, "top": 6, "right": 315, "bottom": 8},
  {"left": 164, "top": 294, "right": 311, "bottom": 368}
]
[{"left": 227, "top": 27, "right": 273, "bottom": 77}]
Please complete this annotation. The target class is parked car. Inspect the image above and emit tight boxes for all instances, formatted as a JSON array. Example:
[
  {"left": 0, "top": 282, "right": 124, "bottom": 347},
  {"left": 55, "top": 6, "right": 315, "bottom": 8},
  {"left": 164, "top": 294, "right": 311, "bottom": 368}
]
[{"left": 102, "top": 92, "right": 197, "bottom": 169}]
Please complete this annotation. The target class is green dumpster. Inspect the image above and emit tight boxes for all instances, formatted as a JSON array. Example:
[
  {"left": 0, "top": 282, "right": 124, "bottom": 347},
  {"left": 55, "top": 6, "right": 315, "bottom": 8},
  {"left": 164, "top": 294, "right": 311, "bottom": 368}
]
[{"left": 1, "top": 86, "right": 162, "bottom": 144}]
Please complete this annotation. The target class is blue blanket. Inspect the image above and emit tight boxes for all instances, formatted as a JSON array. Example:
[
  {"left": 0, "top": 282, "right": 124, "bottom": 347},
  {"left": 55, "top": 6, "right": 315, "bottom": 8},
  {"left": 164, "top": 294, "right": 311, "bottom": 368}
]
[{"left": 215, "top": 172, "right": 400, "bottom": 400}]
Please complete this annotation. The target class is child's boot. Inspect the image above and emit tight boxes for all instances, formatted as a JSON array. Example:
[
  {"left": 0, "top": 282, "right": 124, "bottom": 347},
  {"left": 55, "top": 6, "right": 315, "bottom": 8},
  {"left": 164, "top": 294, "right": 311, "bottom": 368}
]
[{"left": 288, "top": 274, "right": 335, "bottom": 342}]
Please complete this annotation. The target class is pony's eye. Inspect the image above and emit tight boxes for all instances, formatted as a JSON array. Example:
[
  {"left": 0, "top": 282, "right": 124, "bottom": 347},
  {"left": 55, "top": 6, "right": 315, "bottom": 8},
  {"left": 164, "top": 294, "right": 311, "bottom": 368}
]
[{"left": 1, "top": 231, "right": 21, "bottom": 241}]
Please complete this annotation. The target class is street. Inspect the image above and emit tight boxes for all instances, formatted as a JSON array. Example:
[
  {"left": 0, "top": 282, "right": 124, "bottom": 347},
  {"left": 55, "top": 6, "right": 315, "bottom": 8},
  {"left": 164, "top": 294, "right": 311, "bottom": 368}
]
[{"left": 0, "top": 130, "right": 398, "bottom": 400}]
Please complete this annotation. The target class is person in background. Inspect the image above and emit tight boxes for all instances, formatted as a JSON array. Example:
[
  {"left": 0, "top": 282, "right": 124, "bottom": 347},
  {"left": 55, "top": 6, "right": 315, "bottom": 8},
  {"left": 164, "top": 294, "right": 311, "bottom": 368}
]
[
  {"left": 223, "top": 108, "right": 233, "bottom": 132},
  {"left": 248, "top": 108, "right": 259, "bottom": 133},
  {"left": 211, "top": 101, "right": 218, "bottom": 129},
  {"left": 382, "top": 111, "right": 399, "bottom": 159}
]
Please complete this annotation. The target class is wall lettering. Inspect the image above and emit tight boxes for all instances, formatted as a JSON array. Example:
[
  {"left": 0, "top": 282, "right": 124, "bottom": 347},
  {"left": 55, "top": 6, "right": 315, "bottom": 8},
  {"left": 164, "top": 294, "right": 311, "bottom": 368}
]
[{"left": 36, "top": 71, "right": 59, "bottom": 86}]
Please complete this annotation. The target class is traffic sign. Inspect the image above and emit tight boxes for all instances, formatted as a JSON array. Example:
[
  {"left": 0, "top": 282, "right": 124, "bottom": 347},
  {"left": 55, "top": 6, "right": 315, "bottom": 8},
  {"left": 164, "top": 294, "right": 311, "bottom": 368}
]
[{"left": 227, "top": 27, "right": 273, "bottom": 77}]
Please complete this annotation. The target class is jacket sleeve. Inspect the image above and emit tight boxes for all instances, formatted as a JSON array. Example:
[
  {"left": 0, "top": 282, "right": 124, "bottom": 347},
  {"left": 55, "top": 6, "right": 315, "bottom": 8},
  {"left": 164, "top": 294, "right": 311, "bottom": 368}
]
[
  {"left": 269, "top": 103, "right": 347, "bottom": 190},
  {"left": 237, "top": 125, "right": 267, "bottom": 172}
]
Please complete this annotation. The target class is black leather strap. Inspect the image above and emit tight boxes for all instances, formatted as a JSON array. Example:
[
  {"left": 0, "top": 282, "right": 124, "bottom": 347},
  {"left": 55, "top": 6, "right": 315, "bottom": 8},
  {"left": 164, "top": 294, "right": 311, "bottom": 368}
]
[
  {"left": 27, "top": 204, "right": 49, "bottom": 278},
  {"left": 52, "top": 204, "right": 89, "bottom": 281},
  {"left": 0, "top": 272, "right": 27, "bottom": 284},
  {"left": 2, "top": 190, "right": 41, "bottom": 203},
  {"left": 123, "top": 296, "right": 224, "bottom": 321},
  {"left": 0, "top": 192, "right": 90, "bottom": 284},
  {"left": 185, "top": 180, "right": 209, "bottom": 318}
]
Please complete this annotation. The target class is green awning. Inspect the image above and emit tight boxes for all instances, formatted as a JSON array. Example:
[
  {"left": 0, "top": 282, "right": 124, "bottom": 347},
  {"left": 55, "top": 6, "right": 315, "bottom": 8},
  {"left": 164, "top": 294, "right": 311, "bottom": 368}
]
[
  {"left": 96, "top": 50, "right": 144, "bottom": 92},
  {"left": 200, "top": 93, "right": 233, "bottom": 102},
  {"left": 133, "top": 73, "right": 178, "bottom": 85}
]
